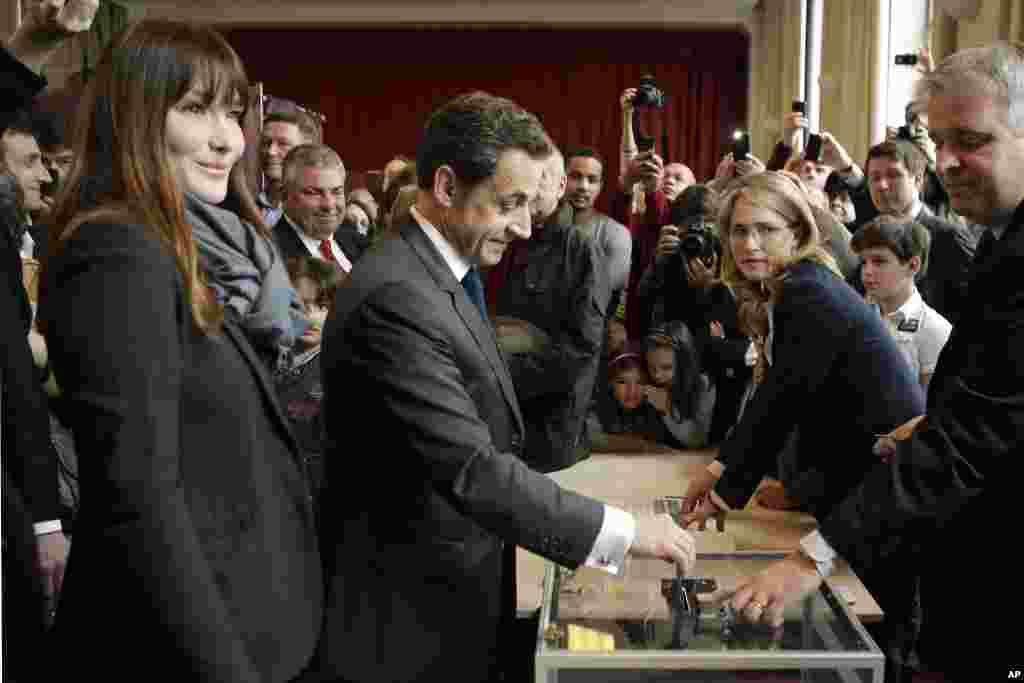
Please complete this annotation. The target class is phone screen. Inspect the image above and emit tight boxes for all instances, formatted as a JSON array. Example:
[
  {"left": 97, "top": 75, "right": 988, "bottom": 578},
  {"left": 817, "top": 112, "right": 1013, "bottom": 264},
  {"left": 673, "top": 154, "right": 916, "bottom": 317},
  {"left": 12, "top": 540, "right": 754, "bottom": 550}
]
[{"left": 805, "top": 134, "right": 823, "bottom": 162}]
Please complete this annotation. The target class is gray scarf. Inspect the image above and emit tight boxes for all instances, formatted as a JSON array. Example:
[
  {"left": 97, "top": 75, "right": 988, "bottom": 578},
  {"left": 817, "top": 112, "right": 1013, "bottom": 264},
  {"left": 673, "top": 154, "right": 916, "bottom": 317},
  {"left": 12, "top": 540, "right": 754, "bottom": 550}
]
[{"left": 183, "top": 193, "right": 307, "bottom": 365}]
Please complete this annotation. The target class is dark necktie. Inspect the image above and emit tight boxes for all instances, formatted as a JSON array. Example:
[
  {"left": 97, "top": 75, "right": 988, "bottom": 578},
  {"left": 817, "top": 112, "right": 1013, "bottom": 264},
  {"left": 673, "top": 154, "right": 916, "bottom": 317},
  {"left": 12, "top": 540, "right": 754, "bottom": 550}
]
[{"left": 461, "top": 267, "right": 488, "bottom": 322}]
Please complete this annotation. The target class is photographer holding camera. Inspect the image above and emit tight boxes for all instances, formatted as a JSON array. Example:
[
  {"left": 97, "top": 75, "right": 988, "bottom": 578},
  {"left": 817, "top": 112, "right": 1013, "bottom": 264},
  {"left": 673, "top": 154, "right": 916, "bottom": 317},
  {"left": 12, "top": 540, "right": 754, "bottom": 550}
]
[
  {"left": 633, "top": 184, "right": 752, "bottom": 444},
  {"left": 613, "top": 77, "right": 696, "bottom": 341}
]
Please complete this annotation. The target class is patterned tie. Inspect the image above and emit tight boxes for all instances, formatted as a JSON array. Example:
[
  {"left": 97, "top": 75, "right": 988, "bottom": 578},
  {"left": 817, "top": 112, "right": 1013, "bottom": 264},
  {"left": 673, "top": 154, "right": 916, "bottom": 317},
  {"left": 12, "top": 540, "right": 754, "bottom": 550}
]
[
  {"left": 318, "top": 239, "right": 339, "bottom": 267},
  {"left": 461, "top": 267, "right": 489, "bottom": 322}
]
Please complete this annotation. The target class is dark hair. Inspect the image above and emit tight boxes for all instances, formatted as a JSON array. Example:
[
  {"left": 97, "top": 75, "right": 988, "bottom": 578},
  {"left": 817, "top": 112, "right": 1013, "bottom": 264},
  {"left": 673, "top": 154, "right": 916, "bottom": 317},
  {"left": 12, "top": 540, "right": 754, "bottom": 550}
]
[
  {"left": 416, "top": 91, "right": 552, "bottom": 191},
  {"left": 564, "top": 146, "right": 604, "bottom": 170},
  {"left": 865, "top": 139, "right": 927, "bottom": 181},
  {"left": 608, "top": 351, "right": 646, "bottom": 378},
  {"left": 30, "top": 109, "right": 68, "bottom": 150},
  {"left": 1, "top": 109, "right": 36, "bottom": 141},
  {"left": 42, "top": 19, "right": 254, "bottom": 336},
  {"left": 851, "top": 217, "right": 931, "bottom": 276},
  {"left": 643, "top": 321, "right": 702, "bottom": 420},
  {"left": 285, "top": 256, "right": 342, "bottom": 309},
  {"left": 668, "top": 184, "right": 718, "bottom": 227},
  {"left": 263, "top": 109, "right": 322, "bottom": 145},
  {"left": 823, "top": 171, "right": 851, "bottom": 200}
]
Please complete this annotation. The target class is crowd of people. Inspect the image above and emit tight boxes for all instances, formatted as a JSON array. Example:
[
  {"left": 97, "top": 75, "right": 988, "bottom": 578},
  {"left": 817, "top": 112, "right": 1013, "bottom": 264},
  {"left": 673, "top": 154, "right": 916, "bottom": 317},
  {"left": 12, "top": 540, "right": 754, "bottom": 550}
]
[{"left": 2, "top": 2, "right": 1023, "bottom": 682}]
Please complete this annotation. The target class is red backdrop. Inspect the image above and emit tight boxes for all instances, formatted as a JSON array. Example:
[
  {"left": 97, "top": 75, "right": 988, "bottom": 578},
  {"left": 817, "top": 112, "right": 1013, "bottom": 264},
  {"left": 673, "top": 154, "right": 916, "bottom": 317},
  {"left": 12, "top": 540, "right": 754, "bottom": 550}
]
[{"left": 225, "top": 27, "right": 749, "bottom": 213}]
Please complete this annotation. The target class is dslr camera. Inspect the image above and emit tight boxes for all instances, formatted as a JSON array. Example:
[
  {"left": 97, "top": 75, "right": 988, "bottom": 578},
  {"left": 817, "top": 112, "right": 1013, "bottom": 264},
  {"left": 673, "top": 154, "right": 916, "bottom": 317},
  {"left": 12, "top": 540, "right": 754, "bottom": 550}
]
[
  {"left": 633, "top": 74, "right": 665, "bottom": 109},
  {"left": 668, "top": 192, "right": 719, "bottom": 265},
  {"left": 679, "top": 217, "right": 718, "bottom": 263}
]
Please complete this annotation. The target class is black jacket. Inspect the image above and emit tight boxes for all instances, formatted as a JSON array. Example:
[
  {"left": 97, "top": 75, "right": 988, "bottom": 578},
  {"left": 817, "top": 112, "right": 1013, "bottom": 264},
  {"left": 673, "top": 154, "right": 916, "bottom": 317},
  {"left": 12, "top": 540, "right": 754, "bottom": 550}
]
[
  {"left": 494, "top": 203, "right": 611, "bottom": 471},
  {"left": 818, "top": 202, "right": 1024, "bottom": 676},
  {"left": 1, "top": 46, "right": 62, "bottom": 528},
  {"left": 41, "top": 221, "right": 322, "bottom": 682},
  {"left": 715, "top": 260, "right": 925, "bottom": 520},
  {"left": 271, "top": 213, "right": 355, "bottom": 268}
]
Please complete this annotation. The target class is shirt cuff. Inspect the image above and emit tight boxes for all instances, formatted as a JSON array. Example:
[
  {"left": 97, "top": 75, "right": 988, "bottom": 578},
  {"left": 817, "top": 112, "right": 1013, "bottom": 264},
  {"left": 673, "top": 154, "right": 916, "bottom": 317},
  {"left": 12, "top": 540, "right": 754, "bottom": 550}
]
[
  {"left": 33, "top": 520, "right": 63, "bottom": 536},
  {"left": 800, "top": 530, "right": 838, "bottom": 576},
  {"left": 583, "top": 504, "right": 636, "bottom": 576}
]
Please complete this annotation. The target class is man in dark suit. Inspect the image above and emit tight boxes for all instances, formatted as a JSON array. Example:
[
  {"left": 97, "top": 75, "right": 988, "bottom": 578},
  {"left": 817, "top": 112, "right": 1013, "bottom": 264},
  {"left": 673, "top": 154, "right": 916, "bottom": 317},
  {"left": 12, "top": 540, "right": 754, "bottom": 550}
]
[
  {"left": 857, "top": 139, "right": 977, "bottom": 325},
  {"left": 271, "top": 143, "right": 356, "bottom": 273},
  {"left": 724, "top": 42, "right": 1024, "bottom": 681},
  {"left": 2, "top": 2, "right": 97, "bottom": 678},
  {"left": 316, "top": 91, "right": 696, "bottom": 683}
]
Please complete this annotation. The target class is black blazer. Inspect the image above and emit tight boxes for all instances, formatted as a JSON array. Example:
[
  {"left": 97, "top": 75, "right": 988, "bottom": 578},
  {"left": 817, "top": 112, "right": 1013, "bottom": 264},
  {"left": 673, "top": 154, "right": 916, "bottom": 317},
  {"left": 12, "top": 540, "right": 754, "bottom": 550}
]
[
  {"left": 271, "top": 213, "right": 353, "bottom": 268},
  {"left": 1, "top": 47, "right": 62, "bottom": 528},
  {"left": 40, "top": 221, "right": 322, "bottom": 682},
  {"left": 317, "top": 219, "right": 606, "bottom": 682},
  {"left": 914, "top": 207, "right": 976, "bottom": 326},
  {"left": 818, "top": 202, "right": 1024, "bottom": 675},
  {"left": 715, "top": 260, "right": 926, "bottom": 519}
]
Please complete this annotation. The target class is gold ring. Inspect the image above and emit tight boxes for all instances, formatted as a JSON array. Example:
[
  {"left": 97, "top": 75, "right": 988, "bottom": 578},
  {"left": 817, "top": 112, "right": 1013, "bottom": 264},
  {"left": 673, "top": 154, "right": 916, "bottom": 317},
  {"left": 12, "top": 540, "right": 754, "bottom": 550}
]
[{"left": 749, "top": 601, "right": 765, "bottom": 611}]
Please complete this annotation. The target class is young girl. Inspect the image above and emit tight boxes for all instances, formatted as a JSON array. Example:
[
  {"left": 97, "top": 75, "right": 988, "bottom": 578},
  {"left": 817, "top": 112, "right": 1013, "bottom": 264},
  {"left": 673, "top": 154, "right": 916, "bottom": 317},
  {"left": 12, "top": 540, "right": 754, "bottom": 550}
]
[
  {"left": 588, "top": 351, "right": 674, "bottom": 451},
  {"left": 642, "top": 321, "right": 716, "bottom": 449}
]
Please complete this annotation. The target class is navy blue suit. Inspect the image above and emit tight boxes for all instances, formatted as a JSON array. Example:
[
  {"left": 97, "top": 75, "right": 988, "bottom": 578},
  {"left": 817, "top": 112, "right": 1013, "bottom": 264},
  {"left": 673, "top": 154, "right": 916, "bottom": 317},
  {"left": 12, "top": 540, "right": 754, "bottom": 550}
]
[{"left": 715, "top": 260, "right": 925, "bottom": 517}]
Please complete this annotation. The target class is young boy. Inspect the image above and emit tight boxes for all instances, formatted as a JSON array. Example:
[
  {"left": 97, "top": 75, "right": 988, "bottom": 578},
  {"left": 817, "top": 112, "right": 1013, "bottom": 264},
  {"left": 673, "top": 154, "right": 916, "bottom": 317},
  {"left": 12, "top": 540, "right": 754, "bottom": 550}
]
[{"left": 852, "top": 216, "right": 952, "bottom": 395}]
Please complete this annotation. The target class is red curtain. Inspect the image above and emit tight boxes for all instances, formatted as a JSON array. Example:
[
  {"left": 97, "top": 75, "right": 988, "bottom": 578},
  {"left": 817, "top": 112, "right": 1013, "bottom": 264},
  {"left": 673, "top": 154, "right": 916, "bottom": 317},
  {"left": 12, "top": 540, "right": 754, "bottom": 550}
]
[{"left": 225, "top": 27, "right": 749, "bottom": 213}]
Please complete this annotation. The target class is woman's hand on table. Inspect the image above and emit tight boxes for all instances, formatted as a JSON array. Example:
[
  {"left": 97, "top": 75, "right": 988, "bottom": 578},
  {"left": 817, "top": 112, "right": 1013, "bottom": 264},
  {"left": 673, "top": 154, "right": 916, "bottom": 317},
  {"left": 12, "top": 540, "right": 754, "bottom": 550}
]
[
  {"left": 679, "top": 463, "right": 725, "bottom": 528},
  {"left": 727, "top": 553, "right": 824, "bottom": 628}
]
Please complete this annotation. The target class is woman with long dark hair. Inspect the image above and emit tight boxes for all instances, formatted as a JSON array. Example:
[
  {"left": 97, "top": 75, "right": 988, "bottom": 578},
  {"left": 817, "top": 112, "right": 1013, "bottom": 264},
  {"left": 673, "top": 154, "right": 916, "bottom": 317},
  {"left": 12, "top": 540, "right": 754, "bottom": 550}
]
[{"left": 38, "top": 20, "right": 322, "bottom": 681}]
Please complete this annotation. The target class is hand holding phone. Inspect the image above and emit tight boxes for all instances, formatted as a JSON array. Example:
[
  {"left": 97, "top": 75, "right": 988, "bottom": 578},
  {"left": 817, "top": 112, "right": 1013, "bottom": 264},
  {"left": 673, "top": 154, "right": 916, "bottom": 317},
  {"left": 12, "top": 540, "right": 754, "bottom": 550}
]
[
  {"left": 804, "top": 133, "right": 823, "bottom": 163},
  {"left": 732, "top": 130, "right": 750, "bottom": 163}
]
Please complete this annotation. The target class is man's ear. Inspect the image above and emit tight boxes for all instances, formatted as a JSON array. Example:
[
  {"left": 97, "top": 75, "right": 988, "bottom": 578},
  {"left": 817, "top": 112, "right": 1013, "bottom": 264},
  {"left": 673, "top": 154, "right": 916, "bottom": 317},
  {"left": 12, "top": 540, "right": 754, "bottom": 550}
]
[
  {"left": 556, "top": 174, "right": 567, "bottom": 200},
  {"left": 433, "top": 165, "right": 459, "bottom": 208},
  {"left": 908, "top": 254, "right": 922, "bottom": 275},
  {"left": 913, "top": 172, "right": 925, "bottom": 194}
]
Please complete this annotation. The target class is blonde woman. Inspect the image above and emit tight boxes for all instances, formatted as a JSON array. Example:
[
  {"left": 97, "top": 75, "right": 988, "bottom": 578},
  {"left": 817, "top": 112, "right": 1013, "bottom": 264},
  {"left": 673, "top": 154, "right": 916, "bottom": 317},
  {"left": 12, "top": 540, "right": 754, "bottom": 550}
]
[{"left": 677, "top": 171, "right": 925, "bottom": 672}]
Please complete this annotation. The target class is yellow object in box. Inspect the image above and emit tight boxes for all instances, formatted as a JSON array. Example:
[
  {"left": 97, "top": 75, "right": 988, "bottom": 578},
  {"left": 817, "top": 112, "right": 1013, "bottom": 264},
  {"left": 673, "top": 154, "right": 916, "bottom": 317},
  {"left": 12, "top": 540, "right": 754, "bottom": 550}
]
[{"left": 566, "top": 623, "right": 615, "bottom": 652}]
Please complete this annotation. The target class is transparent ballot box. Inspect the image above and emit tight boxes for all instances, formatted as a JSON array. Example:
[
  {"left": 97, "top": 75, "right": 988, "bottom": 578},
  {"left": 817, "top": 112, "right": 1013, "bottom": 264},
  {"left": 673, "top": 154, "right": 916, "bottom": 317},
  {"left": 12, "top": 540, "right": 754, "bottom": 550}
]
[{"left": 535, "top": 552, "right": 884, "bottom": 683}]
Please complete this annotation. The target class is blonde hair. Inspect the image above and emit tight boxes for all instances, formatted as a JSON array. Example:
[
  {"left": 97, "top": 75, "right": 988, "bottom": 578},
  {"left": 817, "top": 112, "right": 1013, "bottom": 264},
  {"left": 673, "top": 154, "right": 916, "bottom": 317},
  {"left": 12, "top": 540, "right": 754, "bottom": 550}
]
[{"left": 717, "top": 171, "right": 842, "bottom": 339}]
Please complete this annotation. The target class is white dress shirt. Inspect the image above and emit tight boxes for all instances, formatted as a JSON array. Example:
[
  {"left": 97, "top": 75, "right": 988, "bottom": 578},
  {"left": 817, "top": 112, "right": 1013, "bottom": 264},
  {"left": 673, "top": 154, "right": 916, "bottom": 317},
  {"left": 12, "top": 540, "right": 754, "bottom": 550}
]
[
  {"left": 284, "top": 213, "right": 352, "bottom": 273},
  {"left": 410, "top": 206, "right": 637, "bottom": 574},
  {"left": 884, "top": 287, "right": 952, "bottom": 379}
]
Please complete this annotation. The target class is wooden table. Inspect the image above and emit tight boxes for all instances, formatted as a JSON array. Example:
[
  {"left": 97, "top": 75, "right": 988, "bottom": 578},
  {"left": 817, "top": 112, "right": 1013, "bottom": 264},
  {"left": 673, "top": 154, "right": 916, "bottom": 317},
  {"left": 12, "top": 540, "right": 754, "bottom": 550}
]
[{"left": 516, "top": 452, "right": 882, "bottom": 623}]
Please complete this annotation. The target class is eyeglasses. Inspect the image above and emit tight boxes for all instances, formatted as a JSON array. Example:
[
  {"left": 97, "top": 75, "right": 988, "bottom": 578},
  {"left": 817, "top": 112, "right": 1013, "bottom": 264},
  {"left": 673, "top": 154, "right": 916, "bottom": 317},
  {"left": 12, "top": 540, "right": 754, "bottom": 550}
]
[{"left": 728, "top": 222, "right": 793, "bottom": 243}]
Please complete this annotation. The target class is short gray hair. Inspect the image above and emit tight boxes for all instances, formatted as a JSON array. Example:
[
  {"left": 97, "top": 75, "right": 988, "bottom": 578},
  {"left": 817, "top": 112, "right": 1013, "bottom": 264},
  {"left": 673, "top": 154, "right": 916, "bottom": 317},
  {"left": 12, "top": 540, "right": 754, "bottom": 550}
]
[
  {"left": 915, "top": 41, "right": 1024, "bottom": 132},
  {"left": 282, "top": 144, "right": 345, "bottom": 190}
]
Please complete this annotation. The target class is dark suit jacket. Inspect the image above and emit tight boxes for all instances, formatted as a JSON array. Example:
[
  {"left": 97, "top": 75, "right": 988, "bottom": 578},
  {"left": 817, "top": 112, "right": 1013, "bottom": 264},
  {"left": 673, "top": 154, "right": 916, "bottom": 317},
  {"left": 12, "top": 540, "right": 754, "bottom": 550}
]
[
  {"left": 40, "top": 221, "right": 323, "bottom": 682},
  {"left": 317, "top": 219, "right": 606, "bottom": 682},
  {"left": 271, "top": 213, "right": 354, "bottom": 268},
  {"left": 493, "top": 203, "right": 611, "bottom": 472},
  {"left": 715, "top": 260, "right": 926, "bottom": 520},
  {"left": 915, "top": 207, "right": 976, "bottom": 326},
  {"left": 818, "top": 201, "right": 1024, "bottom": 675},
  {"left": 1, "top": 49, "right": 62, "bottom": 528}
]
